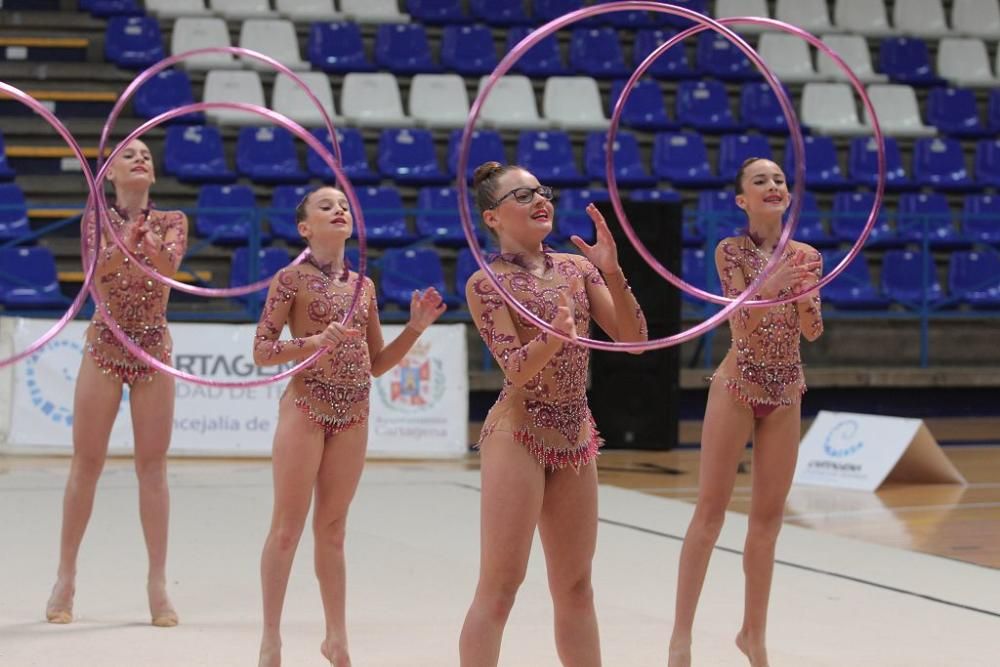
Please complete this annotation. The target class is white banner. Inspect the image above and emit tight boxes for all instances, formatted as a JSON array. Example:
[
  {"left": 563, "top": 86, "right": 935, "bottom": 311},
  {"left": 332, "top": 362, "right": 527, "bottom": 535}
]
[
  {"left": 4, "top": 318, "right": 467, "bottom": 458},
  {"left": 793, "top": 410, "right": 965, "bottom": 491}
]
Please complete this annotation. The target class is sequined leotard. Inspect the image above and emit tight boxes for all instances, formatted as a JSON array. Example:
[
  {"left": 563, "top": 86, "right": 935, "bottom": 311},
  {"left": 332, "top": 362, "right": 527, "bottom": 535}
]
[
  {"left": 254, "top": 257, "right": 375, "bottom": 436},
  {"left": 86, "top": 207, "right": 188, "bottom": 385},
  {"left": 468, "top": 251, "right": 645, "bottom": 471},
  {"left": 713, "top": 236, "right": 824, "bottom": 414}
]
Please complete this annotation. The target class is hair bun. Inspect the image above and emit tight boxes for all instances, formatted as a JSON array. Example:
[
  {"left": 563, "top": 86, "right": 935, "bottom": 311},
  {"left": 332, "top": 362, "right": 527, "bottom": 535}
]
[{"left": 472, "top": 161, "right": 504, "bottom": 189}]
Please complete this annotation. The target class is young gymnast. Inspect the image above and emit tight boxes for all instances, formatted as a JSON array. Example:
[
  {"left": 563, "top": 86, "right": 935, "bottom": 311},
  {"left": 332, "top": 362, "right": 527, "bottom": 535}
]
[
  {"left": 46, "top": 139, "right": 187, "bottom": 627},
  {"left": 668, "top": 158, "right": 824, "bottom": 667},
  {"left": 252, "top": 185, "right": 446, "bottom": 667},
  {"left": 459, "top": 161, "right": 648, "bottom": 667}
]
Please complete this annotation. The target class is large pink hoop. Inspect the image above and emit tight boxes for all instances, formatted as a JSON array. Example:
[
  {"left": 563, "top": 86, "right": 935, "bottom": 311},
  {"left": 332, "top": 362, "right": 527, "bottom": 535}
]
[
  {"left": 607, "top": 15, "right": 886, "bottom": 307},
  {"left": 94, "top": 46, "right": 344, "bottom": 297},
  {"left": 0, "top": 82, "right": 100, "bottom": 369},
  {"left": 456, "top": 1, "right": 804, "bottom": 351},
  {"left": 88, "top": 101, "right": 368, "bottom": 388}
]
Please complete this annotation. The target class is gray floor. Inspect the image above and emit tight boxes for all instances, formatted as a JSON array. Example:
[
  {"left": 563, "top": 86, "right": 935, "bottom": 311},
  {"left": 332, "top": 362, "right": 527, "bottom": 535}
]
[{"left": 1, "top": 458, "right": 996, "bottom": 667}]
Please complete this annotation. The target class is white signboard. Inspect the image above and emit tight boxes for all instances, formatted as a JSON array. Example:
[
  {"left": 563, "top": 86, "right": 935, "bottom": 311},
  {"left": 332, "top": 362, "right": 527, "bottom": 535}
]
[
  {"left": 4, "top": 318, "right": 467, "bottom": 459},
  {"left": 793, "top": 410, "right": 965, "bottom": 492}
]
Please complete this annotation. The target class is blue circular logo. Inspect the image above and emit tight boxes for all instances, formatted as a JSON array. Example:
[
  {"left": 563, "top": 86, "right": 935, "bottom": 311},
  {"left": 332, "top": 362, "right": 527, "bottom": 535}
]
[{"left": 822, "top": 419, "right": 863, "bottom": 458}]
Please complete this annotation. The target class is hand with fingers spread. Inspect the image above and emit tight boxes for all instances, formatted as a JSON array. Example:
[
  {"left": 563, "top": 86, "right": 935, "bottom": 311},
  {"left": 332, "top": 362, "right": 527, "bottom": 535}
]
[
  {"left": 407, "top": 287, "right": 448, "bottom": 333},
  {"left": 759, "top": 249, "right": 822, "bottom": 299},
  {"left": 551, "top": 289, "right": 577, "bottom": 340},
  {"left": 570, "top": 203, "right": 622, "bottom": 276}
]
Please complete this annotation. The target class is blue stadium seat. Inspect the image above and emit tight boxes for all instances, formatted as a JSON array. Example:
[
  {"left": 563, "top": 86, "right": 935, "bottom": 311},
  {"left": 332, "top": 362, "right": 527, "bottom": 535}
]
[
  {"left": 415, "top": 186, "right": 480, "bottom": 246},
  {"left": 377, "top": 128, "right": 448, "bottom": 185},
  {"left": 533, "top": 0, "right": 584, "bottom": 22},
  {"left": 963, "top": 194, "right": 1000, "bottom": 245},
  {"left": 0, "top": 246, "right": 66, "bottom": 308},
  {"left": 681, "top": 247, "right": 717, "bottom": 306},
  {"left": 676, "top": 80, "right": 742, "bottom": 132},
  {"left": 456, "top": 247, "right": 480, "bottom": 294},
  {"left": 654, "top": 0, "right": 708, "bottom": 27},
  {"left": 440, "top": 24, "right": 498, "bottom": 76},
  {"left": 949, "top": 250, "right": 1000, "bottom": 309},
  {"left": 447, "top": 129, "right": 506, "bottom": 182},
  {"left": 878, "top": 37, "right": 943, "bottom": 86},
  {"left": 507, "top": 27, "right": 571, "bottom": 77},
  {"left": 104, "top": 16, "right": 164, "bottom": 69},
  {"left": 652, "top": 131, "right": 723, "bottom": 188},
  {"left": 375, "top": 23, "right": 440, "bottom": 75},
  {"left": 195, "top": 184, "right": 263, "bottom": 245},
  {"left": 896, "top": 192, "right": 964, "bottom": 247},
  {"left": 308, "top": 21, "right": 376, "bottom": 73},
  {"left": 696, "top": 31, "right": 756, "bottom": 81},
  {"left": 230, "top": 246, "right": 292, "bottom": 303},
  {"left": 740, "top": 82, "right": 793, "bottom": 134},
  {"left": 236, "top": 126, "right": 307, "bottom": 185},
  {"left": 831, "top": 191, "right": 896, "bottom": 247},
  {"left": 554, "top": 188, "right": 609, "bottom": 243},
  {"left": 784, "top": 135, "right": 849, "bottom": 190},
  {"left": 696, "top": 190, "right": 742, "bottom": 245},
  {"left": 380, "top": 247, "right": 461, "bottom": 308},
  {"left": 569, "top": 27, "right": 629, "bottom": 78},
  {"left": 926, "top": 87, "right": 988, "bottom": 137},
  {"left": 584, "top": 130, "right": 656, "bottom": 187},
  {"left": 593, "top": 0, "right": 653, "bottom": 28},
  {"left": 786, "top": 191, "right": 835, "bottom": 247},
  {"left": 633, "top": 28, "right": 696, "bottom": 79},
  {"left": 79, "top": 0, "right": 141, "bottom": 17},
  {"left": 627, "top": 189, "right": 682, "bottom": 204},
  {"left": 354, "top": 186, "right": 420, "bottom": 246},
  {"left": 974, "top": 139, "right": 1000, "bottom": 188},
  {"left": 718, "top": 134, "right": 773, "bottom": 182},
  {"left": 307, "top": 127, "right": 379, "bottom": 184},
  {"left": 608, "top": 79, "right": 676, "bottom": 131},
  {"left": 469, "top": 0, "right": 530, "bottom": 24},
  {"left": 912, "top": 137, "right": 977, "bottom": 191},
  {"left": 406, "top": 0, "right": 466, "bottom": 24},
  {"left": 268, "top": 184, "right": 311, "bottom": 244},
  {"left": 0, "top": 183, "right": 29, "bottom": 242},
  {"left": 848, "top": 136, "right": 913, "bottom": 190},
  {"left": 516, "top": 131, "right": 587, "bottom": 186},
  {"left": 821, "top": 250, "right": 890, "bottom": 310},
  {"left": 881, "top": 249, "right": 944, "bottom": 307},
  {"left": 0, "top": 131, "right": 15, "bottom": 180},
  {"left": 164, "top": 125, "right": 236, "bottom": 184},
  {"left": 990, "top": 89, "right": 1000, "bottom": 133},
  {"left": 133, "top": 69, "right": 203, "bottom": 124}
]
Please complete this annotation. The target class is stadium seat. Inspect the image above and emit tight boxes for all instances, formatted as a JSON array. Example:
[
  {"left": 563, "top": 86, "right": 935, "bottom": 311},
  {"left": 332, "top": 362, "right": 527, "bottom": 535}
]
[
  {"left": 203, "top": 70, "right": 266, "bottom": 126},
  {"left": 848, "top": 136, "right": 913, "bottom": 190},
  {"left": 306, "top": 127, "right": 379, "bottom": 184},
  {"left": 133, "top": 69, "right": 204, "bottom": 124},
  {"left": 740, "top": 82, "right": 794, "bottom": 134},
  {"left": 570, "top": 27, "right": 629, "bottom": 78},
  {"left": 584, "top": 130, "right": 657, "bottom": 187},
  {"left": 936, "top": 38, "right": 998, "bottom": 88},
  {"left": 271, "top": 71, "right": 341, "bottom": 128},
  {"left": 380, "top": 247, "right": 461, "bottom": 308},
  {"left": 609, "top": 79, "right": 676, "bottom": 131},
  {"left": 469, "top": 0, "right": 530, "bottom": 24},
  {"left": 832, "top": 0, "right": 897, "bottom": 37},
  {"left": 104, "top": 16, "right": 165, "bottom": 69},
  {"left": 533, "top": 0, "right": 584, "bottom": 23},
  {"left": 236, "top": 126, "right": 308, "bottom": 184},
  {"left": 949, "top": 250, "right": 1000, "bottom": 308},
  {"left": 340, "top": 73, "right": 415, "bottom": 128},
  {"left": 787, "top": 191, "right": 836, "bottom": 246},
  {"left": 307, "top": 21, "right": 376, "bottom": 73},
  {"left": 376, "top": 128, "right": 449, "bottom": 185},
  {"left": 268, "top": 184, "right": 312, "bottom": 243},
  {"left": 543, "top": 77, "right": 609, "bottom": 130},
  {"left": 821, "top": 249, "right": 891, "bottom": 309},
  {"left": 632, "top": 28, "right": 697, "bottom": 79},
  {"left": 676, "top": 79, "right": 742, "bottom": 132},
  {"left": 864, "top": 84, "right": 937, "bottom": 137},
  {"left": 229, "top": 246, "right": 292, "bottom": 302},
  {"left": 912, "top": 137, "right": 977, "bottom": 191},
  {"left": 506, "top": 27, "right": 571, "bottom": 77},
  {"left": 353, "top": 186, "right": 420, "bottom": 246},
  {"left": 878, "top": 37, "right": 943, "bottom": 86},
  {"left": 208, "top": 0, "right": 272, "bottom": 19},
  {"left": 375, "top": 23, "right": 440, "bottom": 75},
  {"left": 415, "top": 187, "right": 479, "bottom": 246},
  {"left": 440, "top": 24, "right": 498, "bottom": 76},
  {"left": 696, "top": 31, "right": 756, "bottom": 81},
  {"left": 409, "top": 74, "right": 469, "bottom": 128},
  {"left": 783, "top": 135, "right": 849, "bottom": 190},
  {"left": 892, "top": 0, "right": 951, "bottom": 38},
  {"left": 801, "top": 82, "right": 868, "bottom": 136},
  {"left": 975, "top": 139, "right": 1000, "bottom": 188},
  {"left": 163, "top": 125, "right": 236, "bottom": 183},
  {"left": 695, "top": 190, "right": 742, "bottom": 245},
  {"left": 831, "top": 191, "right": 896, "bottom": 247},
  {"left": 0, "top": 246, "right": 66, "bottom": 308},
  {"left": 171, "top": 17, "right": 236, "bottom": 70},
  {"left": 950, "top": 0, "right": 1000, "bottom": 38},
  {"left": 79, "top": 0, "right": 141, "bottom": 17},
  {"left": 340, "top": 0, "right": 411, "bottom": 23},
  {"left": 275, "top": 0, "right": 340, "bottom": 21},
  {"left": 405, "top": 0, "right": 465, "bottom": 24},
  {"left": 757, "top": 32, "right": 822, "bottom": 83},
  {"left": 145, "top": 0, "right": 210, "bottom": 18},
  {"left": 195, "top": 184, "right": 262, "bottom": 244},
  {"left": 516, "top": 130, "right": 586, "bottom": 186},
  {"left": 652, "top": 131, "right": 725, "bottom": 188},
  {"left": 718, "top": 134, "right": 773, "bottom": 182},
  {"left": 476, "top": 75, "right": 550, "bottom": 130},
  {"left": 817, "top": 34, "right": 888, "bottom": 83},
  {"left": 962, "top": 194, "right": 1000, "bottom": 245},
  {"left": 775, "top": 0, "right": 832, "bottom": 33},
  {"left": 713, "top": 0, "right": 771, "bottom": 33},
  {"left": 238, "top": 19, "right": 308, "bottom": 71},
  {"left": 447, "top": 129, "right": 507, "bottom": 182},
  {"left": 881, "top": 249, "right": 945, "bottom": 307},
  {"left": 896, "top": 192, "right": 965, "bottom": 247},
  {"left": 926, "top": 87, "right": 988, "bottom": 137},
  {"left": 553, "top": 188, "right": 609, "bottom": 243}
]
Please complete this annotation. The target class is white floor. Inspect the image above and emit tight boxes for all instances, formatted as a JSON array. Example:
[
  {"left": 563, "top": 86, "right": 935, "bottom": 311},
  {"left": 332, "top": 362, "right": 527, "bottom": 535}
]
[{"left": 0, "top": 458, "right": 997, "bottom": 667}]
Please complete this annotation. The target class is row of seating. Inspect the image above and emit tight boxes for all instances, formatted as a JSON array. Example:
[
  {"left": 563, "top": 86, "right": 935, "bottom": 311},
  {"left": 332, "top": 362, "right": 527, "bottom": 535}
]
[
  {"left": 152, "top": 123, "right": 1000, "bottom": 194},
  {"left": 91, "top": 0, "right": 1000, "bottom": 40},
  {"left": 111, "top": 10, "right": 1000, "bottom": 90},
  {"left": 4, "top": 241, "right": 999, "bottom": 312},
  {"left": 684, "top": 246, "right": 1000, "bottom": 310}
]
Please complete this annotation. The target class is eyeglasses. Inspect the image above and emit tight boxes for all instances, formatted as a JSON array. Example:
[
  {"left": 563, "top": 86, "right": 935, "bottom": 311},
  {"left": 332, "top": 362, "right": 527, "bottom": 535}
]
[{"left": 488, "top": 185, "right": 554, "bottom": 209}]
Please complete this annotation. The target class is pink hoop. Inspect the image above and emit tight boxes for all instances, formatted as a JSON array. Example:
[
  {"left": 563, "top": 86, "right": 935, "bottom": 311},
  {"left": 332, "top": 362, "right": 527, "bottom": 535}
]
[
  {"left": 0, "top": 82, "right": 100, "bottom": 369},
  {"left": 607, "top": 15, "right": 886, "bottom": 307},
  {"left": 456, "top": 1, "right": 805, "bottom": 351}
]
